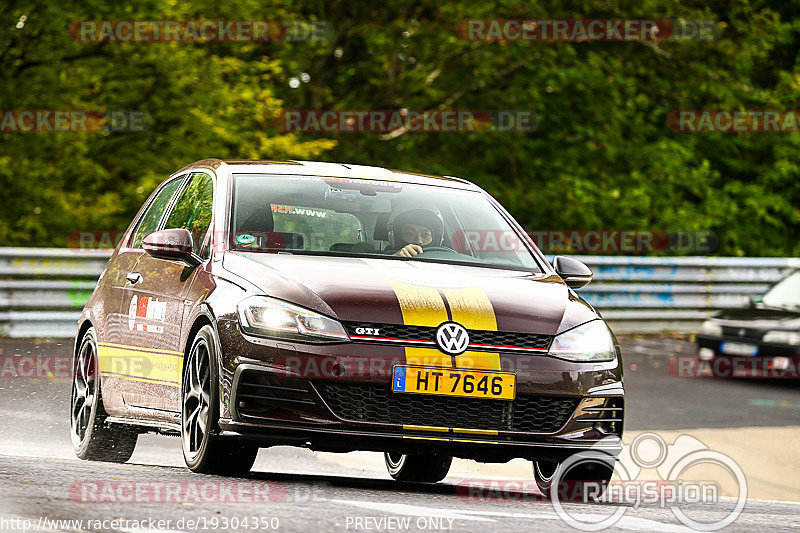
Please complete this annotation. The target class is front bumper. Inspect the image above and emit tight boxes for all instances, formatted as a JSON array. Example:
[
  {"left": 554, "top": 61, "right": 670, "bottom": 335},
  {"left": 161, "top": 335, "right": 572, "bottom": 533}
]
[
  {"left": 215, "top": 318, "right": 625, "bottom": 462},
  {"left": 696, "top": 334, "right": 800, "bottom": 358},
  {"left": 695, "top": 334, "right": 800, "bottom": 376}
]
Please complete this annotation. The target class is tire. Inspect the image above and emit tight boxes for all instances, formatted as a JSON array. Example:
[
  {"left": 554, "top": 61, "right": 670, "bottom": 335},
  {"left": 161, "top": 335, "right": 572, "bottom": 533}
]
[
  {"left": 70, "top": 327, "right": 138, "bottom": 463},
  {"left": 384, "top": 452, "right": 452, "bottom": 482},
  {"left": 533, "top": 455, "right": 614, "bottom": 502},
  {"left": 181, "top": 325, "right": 258, "bottom": 475}
]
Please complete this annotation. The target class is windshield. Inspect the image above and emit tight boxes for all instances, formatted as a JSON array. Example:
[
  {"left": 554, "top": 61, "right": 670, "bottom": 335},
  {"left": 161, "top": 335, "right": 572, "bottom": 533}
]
[
  {"left": 761, "top": 271, "right": 800, "bottom": 309},
  {"left": 230, "top": 174, "right": 542, "bottom": 271}
]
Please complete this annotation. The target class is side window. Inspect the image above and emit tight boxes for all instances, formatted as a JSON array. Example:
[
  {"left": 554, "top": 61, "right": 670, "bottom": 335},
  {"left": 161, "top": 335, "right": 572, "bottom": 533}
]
[
  {"left": 131, "top": 178, "right": 183, "bottom": 249},
  {"left": 163, "top": 172, "right": 214, "bottom": 257}
]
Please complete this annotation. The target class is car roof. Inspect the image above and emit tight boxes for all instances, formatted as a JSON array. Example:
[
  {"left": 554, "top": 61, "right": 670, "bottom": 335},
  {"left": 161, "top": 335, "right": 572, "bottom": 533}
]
[{"left": 173, "top": 159, "right": 481, "bottom": 191}]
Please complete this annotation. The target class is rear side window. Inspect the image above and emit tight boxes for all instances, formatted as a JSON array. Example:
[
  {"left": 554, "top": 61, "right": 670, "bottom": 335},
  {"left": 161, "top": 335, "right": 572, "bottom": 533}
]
[
  {"left": 163, "top": 172, "right": 214, "bottom": 257},
  {"left": 131, "top": 178, "right": 183, "bottom": 249}
]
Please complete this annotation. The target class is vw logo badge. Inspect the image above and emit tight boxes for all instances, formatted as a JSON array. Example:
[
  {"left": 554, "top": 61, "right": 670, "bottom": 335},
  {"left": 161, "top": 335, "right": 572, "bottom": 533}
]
[{"left": 435, "top": 322, "right": 470, "bottom": 355}]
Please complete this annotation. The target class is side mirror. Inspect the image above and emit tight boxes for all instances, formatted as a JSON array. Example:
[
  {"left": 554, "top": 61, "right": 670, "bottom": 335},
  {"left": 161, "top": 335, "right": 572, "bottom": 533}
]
[
  {"left": 143, "top": 229, "right": 202, "bottom": 267},
  {"left": 748, "top": 296, "right": 762, "bottom": 307},
  {"left": 553, "top": 255, "right": 592, "bottom": 289}
]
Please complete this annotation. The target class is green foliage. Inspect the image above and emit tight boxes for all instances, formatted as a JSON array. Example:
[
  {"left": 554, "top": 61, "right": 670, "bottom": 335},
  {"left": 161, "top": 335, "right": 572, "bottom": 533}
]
[{"left": 2, "top": 0, "right": 799, "bottom": 255}]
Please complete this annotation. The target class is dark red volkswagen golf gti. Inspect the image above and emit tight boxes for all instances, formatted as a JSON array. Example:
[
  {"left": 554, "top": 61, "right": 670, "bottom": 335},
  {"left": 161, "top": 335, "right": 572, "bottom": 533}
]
[{"left": 71, "top": 159, "right": 624, "bottom": 495}]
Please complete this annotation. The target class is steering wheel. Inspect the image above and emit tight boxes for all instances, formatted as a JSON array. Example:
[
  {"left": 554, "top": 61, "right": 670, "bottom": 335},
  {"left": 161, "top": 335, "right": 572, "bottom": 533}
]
[{"left": 419, "top": 245, "right": 459, "bottom": 254}]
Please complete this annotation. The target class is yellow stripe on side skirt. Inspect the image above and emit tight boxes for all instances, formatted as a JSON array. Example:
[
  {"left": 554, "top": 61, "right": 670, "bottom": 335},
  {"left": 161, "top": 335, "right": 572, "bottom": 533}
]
[{"left": 97, "top": 344, "right": 183, "bottom": 385}]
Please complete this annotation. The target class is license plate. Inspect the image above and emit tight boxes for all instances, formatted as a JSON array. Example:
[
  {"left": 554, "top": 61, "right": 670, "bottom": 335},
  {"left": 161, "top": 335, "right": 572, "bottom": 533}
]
[
  {"left": 720, "top": 342, "right": 759, "bottom": 356},
  {"left": 391, "top": 365, "right": 516, "bottom": 400}
]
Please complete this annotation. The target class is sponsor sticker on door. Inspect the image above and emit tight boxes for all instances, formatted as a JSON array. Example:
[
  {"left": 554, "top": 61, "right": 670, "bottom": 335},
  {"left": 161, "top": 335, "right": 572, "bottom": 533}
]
[{"left": 128, "top": 295, "right": 167, "bottom": 333}]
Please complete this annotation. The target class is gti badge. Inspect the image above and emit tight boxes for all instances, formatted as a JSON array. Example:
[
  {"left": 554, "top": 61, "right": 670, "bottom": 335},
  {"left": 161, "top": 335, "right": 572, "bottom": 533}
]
[{"left": 436, "top": 322, "right": 470, "bottom": 355}]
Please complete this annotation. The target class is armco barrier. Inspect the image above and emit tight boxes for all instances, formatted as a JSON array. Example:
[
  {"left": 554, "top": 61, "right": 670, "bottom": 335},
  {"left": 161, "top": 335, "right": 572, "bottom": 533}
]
[
  {"left": 0, "top": 248, "right": 797, "bottom": 337},
  {"left": 0, "top": 248, "right": 111, "bottom": 338}
]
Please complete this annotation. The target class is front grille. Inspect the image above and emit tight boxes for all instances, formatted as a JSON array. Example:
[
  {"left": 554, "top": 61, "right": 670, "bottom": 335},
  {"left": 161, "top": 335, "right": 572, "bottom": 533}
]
[
  {"left": 317, "top": 383, "right": 578, "bottom": 433},
  {"left": 721, "top": 326, "right": 764, "bottom": 341},
  {"left": 343, "top": 322, "right": 552, "bottom": 351}
]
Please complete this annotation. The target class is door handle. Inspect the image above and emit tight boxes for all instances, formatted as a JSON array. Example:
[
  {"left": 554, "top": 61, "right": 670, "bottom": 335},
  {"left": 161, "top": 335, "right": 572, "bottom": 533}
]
[{"left": 126, "top": 272, "right": 142, "bottom": 284}]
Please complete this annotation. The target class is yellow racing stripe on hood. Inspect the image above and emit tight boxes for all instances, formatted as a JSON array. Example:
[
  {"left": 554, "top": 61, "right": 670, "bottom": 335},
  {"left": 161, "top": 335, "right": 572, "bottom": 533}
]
[
  {"left": 389, "top": 280, "right": 448, "bottom": 327},
  {"left": 442, "top": 287, "right": 500, "bottom": 370},
  {"left": 389, "top": 280, "right": 453, "bottom": 368}
]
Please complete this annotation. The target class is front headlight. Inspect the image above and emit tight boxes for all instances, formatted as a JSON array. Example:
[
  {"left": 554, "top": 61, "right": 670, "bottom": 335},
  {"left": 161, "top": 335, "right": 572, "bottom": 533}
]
[
  {"left": 763, "top": 330, "right": 800, "bottom": 345},
  {"left": 701, "top": 321, "right": 722, "bottom": 337},
  {"left": 237, "top": 296, "right": 350, "bottom": 343},
  {"left": 549, "top": 320, "right": 616, "bottom": 362}
]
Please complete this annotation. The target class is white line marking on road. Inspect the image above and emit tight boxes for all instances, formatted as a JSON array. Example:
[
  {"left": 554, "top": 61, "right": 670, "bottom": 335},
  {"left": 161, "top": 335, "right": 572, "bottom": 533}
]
[
  {"left": 327, "top": 499, "right": 495, "bottom": 522},
  {"left": 327, "top": 498, "right": 696, "bottom": 532},
  {"left": 454, "top": 509, "right": 695, "bottom": 532}
]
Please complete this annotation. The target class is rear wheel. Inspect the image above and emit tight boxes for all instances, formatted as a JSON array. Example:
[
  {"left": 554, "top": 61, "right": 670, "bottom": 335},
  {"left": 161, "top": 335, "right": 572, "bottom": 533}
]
[
  {"left": 70, "top": 327, "right": 138, "bottom": 462},
  {"left": 182, "top": 325, "right": 258, "bottom": 475},
  {"left": 533, "top": 455, "right": 614, "bottom": 501},
  {"left": 384, "top": 452, "right": 452, "bottom": 482}
]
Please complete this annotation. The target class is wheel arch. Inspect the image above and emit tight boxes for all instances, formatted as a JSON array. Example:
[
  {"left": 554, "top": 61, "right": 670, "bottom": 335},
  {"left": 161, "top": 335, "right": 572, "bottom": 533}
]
[
  {"left": 181, "top": 306, "right": 227, "bottom": 415},
  {"left": 182, "top": 312, "right": 214, "bottom": 360},
  {"left": 75, "top": 319, "right": 94, "bottom": 358}
]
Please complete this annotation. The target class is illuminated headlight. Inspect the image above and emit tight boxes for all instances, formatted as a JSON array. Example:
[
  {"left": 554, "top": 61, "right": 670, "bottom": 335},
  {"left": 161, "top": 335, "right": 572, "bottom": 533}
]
[
  {"left": 549, "top": 320, "right": 616, "bottom": 362},
  {"left": 701, "top": 321, "right": 722, "bottom": 337},
  {"left": 763, "top": 330, "right": 800, "bottom": 345},
  {"left": 237, "top": 296, "right": 350, "bottom": 343}
]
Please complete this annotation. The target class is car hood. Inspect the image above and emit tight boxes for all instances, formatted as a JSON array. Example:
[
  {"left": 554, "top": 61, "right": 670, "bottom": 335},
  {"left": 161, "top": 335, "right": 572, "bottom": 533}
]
[
  {"left": 711, "top": 306, "right": 800, "bottom": 330},
  {"left": 223, "top": 252, "right": 598, "bottom": 335}
]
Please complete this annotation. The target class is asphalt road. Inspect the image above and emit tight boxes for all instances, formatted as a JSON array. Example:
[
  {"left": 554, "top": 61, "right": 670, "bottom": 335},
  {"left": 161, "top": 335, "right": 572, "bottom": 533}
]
[{"left": 0, "top": 336, "right": 798, "bottom": 532}]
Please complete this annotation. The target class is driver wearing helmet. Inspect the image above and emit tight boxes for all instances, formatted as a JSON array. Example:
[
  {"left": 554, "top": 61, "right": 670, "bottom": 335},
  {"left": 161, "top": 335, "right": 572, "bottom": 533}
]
[{"left": 388, "top": 208, "right": 444, "bottom": 257}]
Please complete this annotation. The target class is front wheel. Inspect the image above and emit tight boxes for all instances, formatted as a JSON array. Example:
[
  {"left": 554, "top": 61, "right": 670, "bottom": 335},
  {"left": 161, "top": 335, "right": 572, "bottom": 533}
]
[
  {"left": 181, "top": 325, "right": 258, "bottom": 475},
  {"left": 533, "top": 456, "right": 614, "bottom": 501},
  {"left": 384, "top": 452, "right": 452, "bottom": 482},
  {"left": 70, "top": 327, "right": 138, "bottom": 462}
]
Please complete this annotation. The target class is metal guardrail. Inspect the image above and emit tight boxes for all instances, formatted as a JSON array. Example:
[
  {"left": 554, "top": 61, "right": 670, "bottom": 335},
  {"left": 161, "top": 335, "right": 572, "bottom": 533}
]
[
  {"left": 0, "top": 248, "right": 111, "bottom": 338},
  {"left": 1, "top": 248, "right": 798, "bottom": 337},
  {"left": 573, "top": 256, "right": 800, "bottom": 332}
]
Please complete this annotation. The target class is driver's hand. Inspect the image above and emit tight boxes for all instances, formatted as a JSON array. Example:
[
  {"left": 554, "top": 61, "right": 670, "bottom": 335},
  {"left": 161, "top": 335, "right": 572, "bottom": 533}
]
[{"left": 395, "top": 244, "right": 423, "bottom": 257}]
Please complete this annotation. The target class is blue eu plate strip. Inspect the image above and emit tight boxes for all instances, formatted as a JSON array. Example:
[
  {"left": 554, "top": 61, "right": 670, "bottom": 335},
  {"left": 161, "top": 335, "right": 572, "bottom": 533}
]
[{"left": 392, "top": 367, "right": 406, "bottom": 392}]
